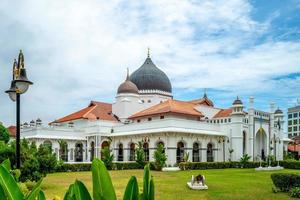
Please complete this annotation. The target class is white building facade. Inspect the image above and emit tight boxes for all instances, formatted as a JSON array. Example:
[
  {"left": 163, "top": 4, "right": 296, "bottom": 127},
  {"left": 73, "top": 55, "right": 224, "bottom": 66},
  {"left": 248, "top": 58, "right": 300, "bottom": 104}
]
[{"left": 21, "top": 54, "right": 290, "bottom": 165}]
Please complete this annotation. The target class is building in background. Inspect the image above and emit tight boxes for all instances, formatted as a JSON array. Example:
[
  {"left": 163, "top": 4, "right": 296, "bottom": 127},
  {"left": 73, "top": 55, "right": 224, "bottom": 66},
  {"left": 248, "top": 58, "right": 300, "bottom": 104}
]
[{"left": 287, "top": 105, "right": 300, "bottom": 138}]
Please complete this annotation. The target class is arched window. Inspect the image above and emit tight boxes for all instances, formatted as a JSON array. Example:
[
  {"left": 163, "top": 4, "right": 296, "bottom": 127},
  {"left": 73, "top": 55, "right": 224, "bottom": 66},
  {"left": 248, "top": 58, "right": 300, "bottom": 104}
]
[
  {"left": 243, "top": 131, "right": 247, "bottom": 155},
  {"left": 90, "top": 141, "right": 95, "bottom": 161},
  {"left": 118, "top": 143, "right": 123, "bottom": 161},
  {"left": 75, "top": 142, "right": 83, "bottom": 162},
  {"left": 129, "top": 143, "right": 135, "bottom": 161},
  {"left": 143, "top": 142, "right": 149, "bottom": 161},
  {"left": 193, "top": 142, "right": 200, "bottom": 162},
  {"left": 207, "top": 143, "right": 213, "bottom": 162},
  {"left": 176, "top": 141, "right": 185, "bottom": 163},
  {"left": 43, "top": 140, "right": 52, "bottom": 152}
]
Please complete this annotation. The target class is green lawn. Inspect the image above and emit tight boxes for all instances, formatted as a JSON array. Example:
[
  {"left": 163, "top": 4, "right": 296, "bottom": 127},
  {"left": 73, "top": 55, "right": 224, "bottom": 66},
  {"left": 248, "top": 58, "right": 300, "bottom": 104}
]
[{"left": 42, "top": 168, "right": 299, "bottom": 200}]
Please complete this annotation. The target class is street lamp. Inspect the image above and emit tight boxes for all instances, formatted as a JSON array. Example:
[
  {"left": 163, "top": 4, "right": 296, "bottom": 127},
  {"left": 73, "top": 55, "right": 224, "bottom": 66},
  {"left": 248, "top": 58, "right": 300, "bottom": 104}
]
[{"left": 5, "top": 50, "right": 33, "bottom": 169}]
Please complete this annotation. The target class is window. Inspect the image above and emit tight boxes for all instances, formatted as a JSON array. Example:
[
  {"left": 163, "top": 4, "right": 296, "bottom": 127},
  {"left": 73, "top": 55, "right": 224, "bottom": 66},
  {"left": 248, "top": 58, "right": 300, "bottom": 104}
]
[
  {"left": 294, "top": 133, "right": 297, "bottom": 136},
  {"left": 294, "top": 119, "right": 298, "bottom": 125},
  {"left": 148, "top": 118, "right": 152, "bottom": 121},
  {"left": 160, "top": 116, "right": 165, "bottom": 119},
  {"left": 288, "top": 114, "right": 293, "bottom": 119},
  {"left": 137, "top": 119, "right": 141, "bottom": 123},
  {"left": 148, "top": 100, "right": 151, "bottom": 103},
  {"left": 294, "top": 126, "right": 298, "bottom": 131},
  {"left": 288, "top": 127, "right": 292, "bottom": 132},
  {"left": 225, "top": 119, "right": 227, "bottom": 123},
  {"left": 294, "top": 113, "right": 298, "bottom": 118},
  {"left": 228, "top": 118, "right": 231, "bottom": 122},
  {"left": 288, "top": 120, "right": 292, "bottom": 126},
  {"left": 141, "top": 100, "right": 145, "bottom": 103},
  {"left": 217, "top": 120, "right": 219, "bottom": 123},
  {"left": 221, "top": 119, "right": 223, "bottom": 123},
  {"left": 288, "top": 133, "right": 292, "bottom": 138}
]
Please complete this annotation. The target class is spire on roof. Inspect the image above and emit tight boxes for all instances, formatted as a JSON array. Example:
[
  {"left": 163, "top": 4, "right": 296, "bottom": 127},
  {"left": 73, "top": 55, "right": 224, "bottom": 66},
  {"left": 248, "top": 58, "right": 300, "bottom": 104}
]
[{"left": 147, "top": 47, "right": 150, "bottom": 58}]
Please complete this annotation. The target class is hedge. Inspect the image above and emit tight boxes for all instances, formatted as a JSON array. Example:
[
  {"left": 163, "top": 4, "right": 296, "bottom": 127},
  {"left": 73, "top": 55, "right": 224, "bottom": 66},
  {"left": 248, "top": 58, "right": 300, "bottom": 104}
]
[
  {"left": 178, "top": 161, "right": 300, "bottom": 170},
  {"left": 271, "top": 173, "right": 300, "bottom": 192}
]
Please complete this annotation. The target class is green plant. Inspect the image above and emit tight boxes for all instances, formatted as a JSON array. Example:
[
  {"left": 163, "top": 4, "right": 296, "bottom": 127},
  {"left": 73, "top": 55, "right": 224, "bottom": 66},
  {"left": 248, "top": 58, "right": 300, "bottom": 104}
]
[
  {"left": 153, "top": 144, "right": 167, "bottom": 171},
  {"left": 183, "top": 152, "right": 190, "bottom": 163},
  {"left": 0, "top": 159, "right": 46, "bottom": 200},
  {"left": 135, "top": 141, "right": 145, "bottom": 168},
  {"left": 271, "top": 173, "right": 300, "bottom": 192},
  {"left": 36, "top": 144, "right": 57, "bottom": 175},
  {"left": 0, "top": 124, "right": 10, "bottom": 144},
  {"left": 101, "top": 147, "right": 114, "bottom": 170},
  {"left": 289, "top": 187, "right": 300, "bottom": 198},
  {"left": 228, "top": 148, "right": 234, "bottom": 161},
  {"left": 240, "top": 154, "right": 251, "bottom": 168},
  {"left": 64, "top": 159, "right": 155, "bottom": 200}
]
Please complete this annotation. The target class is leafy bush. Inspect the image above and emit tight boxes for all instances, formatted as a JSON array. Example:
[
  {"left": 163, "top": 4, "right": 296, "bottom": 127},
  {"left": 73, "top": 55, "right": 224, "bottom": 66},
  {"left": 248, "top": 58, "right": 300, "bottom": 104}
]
[
  {"left": 240, "top": 154, "right": 251, "bottom": 168},
  {"left": 290, "top": 187, "right": 300, "bottom": 198},
  {"left": 36, "top": 144, "right": 57, "bottom": 175},
  {"left": 179, "top": 161, "right": 269, "bottom": 170},
  {"left": 271, "top": 173, "right": 300, "bottom": 192},
  {"left": 101, "top": 147, "right": 114, "bottom": 170},
  {"left": 0, "top": 124, "right": 10, "bottom": 144},
  {"left": 153, "top": 144, "right": 167, "bottom": 171},
  {"left": 135, "top": 141, "right": 145, "bottom": 168},
  {"left": 279, "top": 160, "right": 300, "bottom": 169}
]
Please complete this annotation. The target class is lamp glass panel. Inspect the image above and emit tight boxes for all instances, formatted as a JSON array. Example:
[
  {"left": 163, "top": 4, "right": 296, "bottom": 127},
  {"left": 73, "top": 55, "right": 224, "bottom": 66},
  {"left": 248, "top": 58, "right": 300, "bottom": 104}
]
[{"left": 15, "top": 81, "right": 29, "bottom": 94}]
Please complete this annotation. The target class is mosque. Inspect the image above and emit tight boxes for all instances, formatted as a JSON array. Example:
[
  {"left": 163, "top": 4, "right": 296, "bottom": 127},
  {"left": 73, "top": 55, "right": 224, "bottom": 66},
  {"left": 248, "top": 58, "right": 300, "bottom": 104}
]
[{"left": 21, "top": 51, "right": 290, "bottom": 165}]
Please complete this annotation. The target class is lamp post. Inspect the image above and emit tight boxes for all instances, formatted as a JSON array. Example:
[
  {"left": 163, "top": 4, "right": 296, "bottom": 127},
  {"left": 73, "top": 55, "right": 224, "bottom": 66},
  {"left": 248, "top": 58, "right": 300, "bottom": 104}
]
[{"left": 5, "top": 50, "right": 33, "bottom": 169}]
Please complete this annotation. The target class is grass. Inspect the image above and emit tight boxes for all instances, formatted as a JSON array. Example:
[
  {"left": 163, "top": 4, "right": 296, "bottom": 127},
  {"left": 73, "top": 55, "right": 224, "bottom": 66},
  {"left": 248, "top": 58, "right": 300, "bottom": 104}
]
[{"left": 42, "top": 168, "right": 299, "bottom": 200}]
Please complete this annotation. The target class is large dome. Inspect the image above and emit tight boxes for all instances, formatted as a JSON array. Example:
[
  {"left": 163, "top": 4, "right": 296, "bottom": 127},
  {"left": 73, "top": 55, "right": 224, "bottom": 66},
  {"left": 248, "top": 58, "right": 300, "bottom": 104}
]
[{"left": 129, "top": 56, "right": 172, "bottom": 94}]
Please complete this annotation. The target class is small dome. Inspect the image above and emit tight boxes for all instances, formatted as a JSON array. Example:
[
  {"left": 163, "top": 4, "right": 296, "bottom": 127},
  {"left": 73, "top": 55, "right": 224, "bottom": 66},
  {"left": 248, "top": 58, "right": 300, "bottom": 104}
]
[
  {"left": 36, "top": 118, "right": 42, "bottom": 122},
  {"left": 130, "top": 54, "right": 172, "bottom": 94},
  {"left": 232, "top": 97, "right": 243, "bottom": 105},
  {"left": 117, "top": 70, "right": 139, "bottom": 94},
  {"left": 275, "top": 108, "right": 283, "bottom": 114}
]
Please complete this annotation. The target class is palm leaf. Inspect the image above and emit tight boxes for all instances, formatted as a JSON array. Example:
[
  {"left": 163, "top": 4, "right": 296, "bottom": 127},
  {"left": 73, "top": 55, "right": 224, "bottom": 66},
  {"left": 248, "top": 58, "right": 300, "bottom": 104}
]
[
  {"left": 0, "top": 165, "right": 23, "bottom": 200},
  {"left": 1, "top": 159, "right": 11, "bottom": 171},
  {"left": 73, "top": 180, "right": 92, "bottom": 200},
  {"left": 123, "top": 176, "right": 139, "bottom": 200},
  {"left": 38, "top": 191, "right": 46, "bottom": 200},
  {"left": 92, "top": 159, "right": 116, "bottom": 200},
  {"left": 143, "top": 164, "right": 150, "bottom": 200}
]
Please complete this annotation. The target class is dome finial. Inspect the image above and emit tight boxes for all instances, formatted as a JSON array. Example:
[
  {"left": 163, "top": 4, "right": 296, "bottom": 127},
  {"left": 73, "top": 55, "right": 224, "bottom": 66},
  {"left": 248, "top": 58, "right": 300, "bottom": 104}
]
[
  {"left": 203, "top": 88, "right": 207, "bottom": 98},
  {"left": 126, "top": 67, "right": 129, "bottom": 81},
  {"left": 147, "top": 47, "right": 150, "bottom": 58}
]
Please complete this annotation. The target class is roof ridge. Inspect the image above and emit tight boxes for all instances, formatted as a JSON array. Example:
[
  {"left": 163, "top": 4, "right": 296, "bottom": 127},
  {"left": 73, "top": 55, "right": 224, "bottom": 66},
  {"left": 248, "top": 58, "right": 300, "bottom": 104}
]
[{"left": 82, "top": 104, "right": 98, "bottom": 118}]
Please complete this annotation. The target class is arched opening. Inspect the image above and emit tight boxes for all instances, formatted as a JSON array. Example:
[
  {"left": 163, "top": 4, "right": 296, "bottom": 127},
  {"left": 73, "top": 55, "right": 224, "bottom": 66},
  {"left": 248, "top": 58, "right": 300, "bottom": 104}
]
[
  {"left": 90, "top": 141, "right": 95, "bottom": 161},
  {"left": 75, "top": 142, "right": 83, "bottom": 162},
  {"left": 43, "top": 140, "right": 52, "bottom": 152},
  {"left": 59, "top": 140, "right": 68, "bottom": 162},
  {"left": 156, "top": 141, "right": 165, "bottom": 154},
  {"left": 256, "top": 128, "right": 267, "bottom": 161},
  {"left": 207, "top": 143, "right": 214, "bottom": 162},
  {"left": 129, "top": 143, "right": 135, "bottom": 161},
  {"left": 101, "top": 141, "right": 110, "bottom": 160},
  {"left": 176, "top": 141, "right": 185, "bottom": 163},
  {"left": 243, "top": 131, "right": 247, "bottom": 155},
  {"left": 143, "top": 142, "right": 149, "bottom": 161},
  {"left": 193, "top": 142, "right": 200, "bottom": 162},
  {"left": 118, "top": 143, "right": 123, "bottom": 161}
]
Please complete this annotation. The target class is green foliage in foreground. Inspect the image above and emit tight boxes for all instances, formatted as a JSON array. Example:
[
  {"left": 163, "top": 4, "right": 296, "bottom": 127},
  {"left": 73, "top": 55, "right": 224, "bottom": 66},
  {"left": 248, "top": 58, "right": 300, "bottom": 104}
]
[
  {"left": 0, "top": 159, "right": 155, "bottom": 200},
  {"left": 0, "top": 124, "right": 10, "bottom": 144},
  {"left": 153, "top": 144, "right": 167, "bottom": 171}
]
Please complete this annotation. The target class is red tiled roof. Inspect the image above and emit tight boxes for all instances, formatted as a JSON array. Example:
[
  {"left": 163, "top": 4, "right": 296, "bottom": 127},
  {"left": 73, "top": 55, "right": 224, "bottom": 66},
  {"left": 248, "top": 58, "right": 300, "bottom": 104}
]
[
  {"left": 129, "top": 99, "right": 203, "bottom": 119},
  {"left": 189, "top": 98, "right": 214, "bottom": 107},
  {"left": 52, "top": 101, "right": 118, "bottom": 123},
  {"left": 288, "top": 145, "right": 300, "bottom": 152},
  {"left": 213, "top": 109, "right": 232, "bottom": 118},
  {"left": 7, "top": 126, "right": 16, "bottom": 138}
]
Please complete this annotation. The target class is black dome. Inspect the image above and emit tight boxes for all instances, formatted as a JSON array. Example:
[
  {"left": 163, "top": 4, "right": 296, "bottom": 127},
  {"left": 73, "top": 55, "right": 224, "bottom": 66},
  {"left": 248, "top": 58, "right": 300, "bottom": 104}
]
[
  {"left": 232, "top": 97, "right": 243, "bottom": 105},
  {"left": 274, "top": 108, "right": 283, "bottom": 114},
  {"left": 130, "top": 57, "right": 172, "bottom": 94}
]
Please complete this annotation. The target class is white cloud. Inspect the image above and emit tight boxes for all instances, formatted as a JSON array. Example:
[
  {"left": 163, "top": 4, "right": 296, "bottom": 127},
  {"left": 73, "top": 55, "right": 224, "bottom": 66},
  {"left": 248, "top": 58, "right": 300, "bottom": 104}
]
[{"left": 0, "top": 0, "right": 299, "bottom": 126}]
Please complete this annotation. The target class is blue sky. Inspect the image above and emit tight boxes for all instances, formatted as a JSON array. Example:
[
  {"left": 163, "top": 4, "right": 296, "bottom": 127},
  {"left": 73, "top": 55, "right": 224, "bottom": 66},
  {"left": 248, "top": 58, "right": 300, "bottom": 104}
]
[{"left": 0, "top": 0, "right": 299, "bottom": 127}]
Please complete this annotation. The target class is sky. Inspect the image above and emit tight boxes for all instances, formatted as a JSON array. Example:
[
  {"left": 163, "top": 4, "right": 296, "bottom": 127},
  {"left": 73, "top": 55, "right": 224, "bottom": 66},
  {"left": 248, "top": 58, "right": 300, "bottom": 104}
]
[{"left": 0, "top": 0, "right": 300, "bottom": 127}]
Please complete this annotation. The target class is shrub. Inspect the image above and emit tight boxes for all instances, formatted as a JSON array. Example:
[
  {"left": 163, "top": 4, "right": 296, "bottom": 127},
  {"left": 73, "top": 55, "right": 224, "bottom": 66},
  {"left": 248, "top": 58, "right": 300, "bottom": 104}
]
[
  {"left": 240, "top": 154, "right": 251, "bottom": 168},
  {"left": 271, "top": 173, "right": 300, "bottom": 192},
  {"left": 135, "top": 141, "right": 145, "bottom": 168},
  {"left": 178, "top": 161, "right": 268, "bottom": 170},
  {"left": 290, "top": 187, "right": 300, "bottom": 198},
  {"left": 0, "top": 124, "right": 10, "bottom": 144},
  {"left": 279, "top": 160, "right": 300, "bottom": 169},
  {"left": 153, "top": 144, "right": 167, "bottom": 171},
  {"left": 101, "top": 147, "right": 114, "bottom": 170},
  {"left": 36, "top": 145, "right": 57, "bottom": 175}
]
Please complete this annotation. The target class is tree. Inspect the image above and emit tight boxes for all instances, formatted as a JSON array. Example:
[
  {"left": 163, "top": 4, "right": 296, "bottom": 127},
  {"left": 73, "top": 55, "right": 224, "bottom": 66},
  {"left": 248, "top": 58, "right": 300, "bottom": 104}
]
[
  {"left": 101, "top": 147, "right": 114, "bottom": 170},
  {"left": 135, "top": 141, "right": 145, "bottom": 168},
  {"left": 0, "top": 124, "right": 10, "bottom": 144},
  {"left": 153, "top": 144, "right": 167, "bottom": 171}
]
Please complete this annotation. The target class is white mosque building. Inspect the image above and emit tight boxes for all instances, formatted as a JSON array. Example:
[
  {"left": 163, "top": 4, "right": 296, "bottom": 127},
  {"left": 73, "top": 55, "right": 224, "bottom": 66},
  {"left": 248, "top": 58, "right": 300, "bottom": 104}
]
[{"left": 21, "top": 53, "right": 290, "bottom": 165}]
